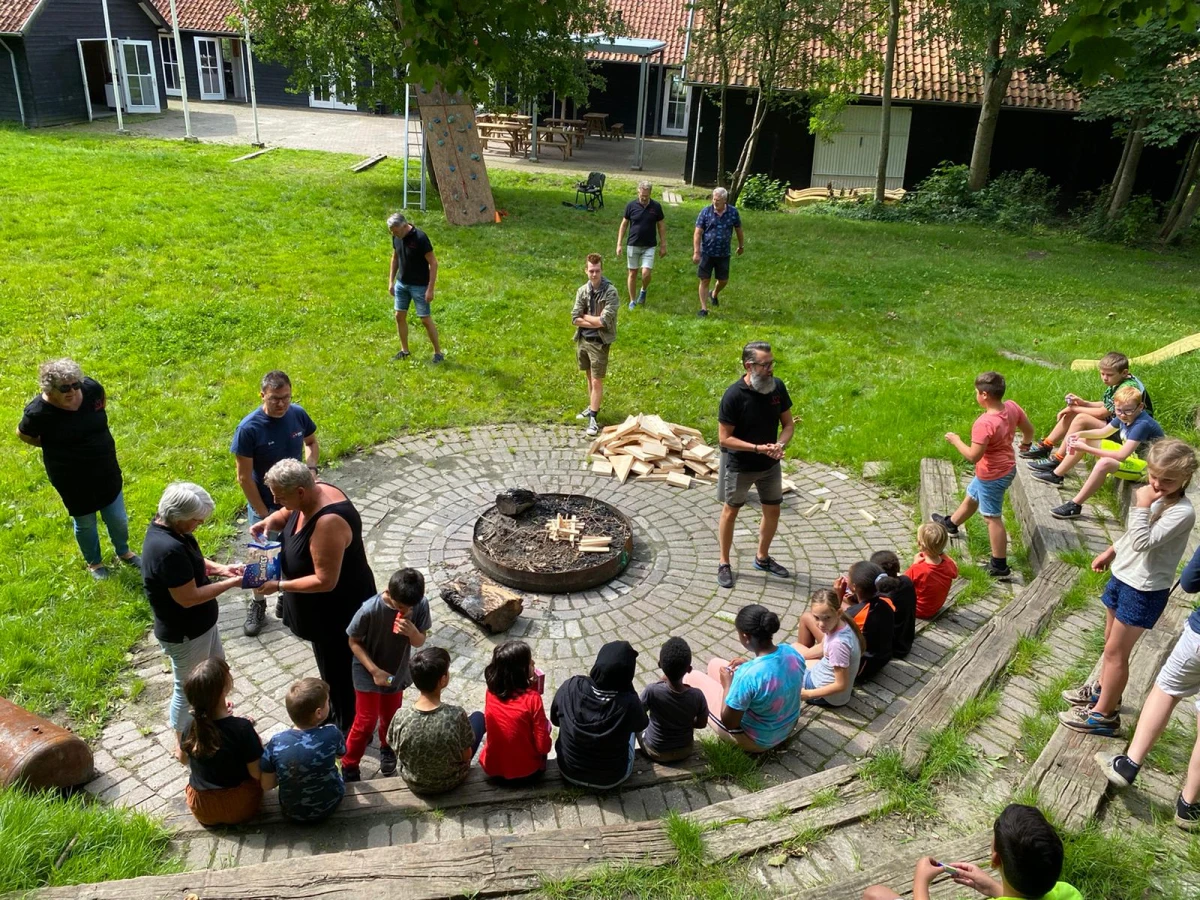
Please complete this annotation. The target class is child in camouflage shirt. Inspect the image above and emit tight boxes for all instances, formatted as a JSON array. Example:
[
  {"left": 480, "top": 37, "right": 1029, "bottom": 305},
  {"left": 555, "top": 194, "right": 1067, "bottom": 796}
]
[
  {"left": 259, "top": 678, "right": 346, "bottom": 823},
  {"left": 387, "top": 647, "right": 477, "bottom": 794}
]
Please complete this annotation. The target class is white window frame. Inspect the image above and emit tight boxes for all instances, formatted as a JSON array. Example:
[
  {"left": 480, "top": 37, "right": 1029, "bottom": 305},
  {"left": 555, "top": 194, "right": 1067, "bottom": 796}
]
[
  {"left": 159, "top": 35, "right": 180, "bottom": 97},
  {"left": 118, "top": 39, "right": 161, "bottom": 113},
  {"left": 660, "top": 68, "right": 691, "bottom": 137},
  {"left": 309, "top": 72, "right": 357, "bottom": 111},
  {"left": 194, "top": 36, "right": 225, "bottom": 101}
]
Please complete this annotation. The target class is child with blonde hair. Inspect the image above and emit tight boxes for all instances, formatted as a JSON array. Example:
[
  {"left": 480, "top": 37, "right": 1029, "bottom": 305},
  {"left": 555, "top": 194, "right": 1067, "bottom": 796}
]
[
  {"left": 1061, "top": 438, "right": 1197, "bottom": 735},
  {"left": 795, "top": 589, "right": 864, "bottom": 707},
  {"left": 905, "top": 523, "right": 959, "bottom": 619},
  {"left": 1033, "top": 384, "right": 1165, "bottom": 520}
]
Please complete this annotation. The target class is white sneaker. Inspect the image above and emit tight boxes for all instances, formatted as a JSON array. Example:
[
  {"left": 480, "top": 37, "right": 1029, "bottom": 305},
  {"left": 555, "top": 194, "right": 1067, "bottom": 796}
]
[
  {"left": 576, "top": 407, "right": 593, "bottom": 420},
  {"left": 585, "top": 416, "right": 600, "bottom": 437}
]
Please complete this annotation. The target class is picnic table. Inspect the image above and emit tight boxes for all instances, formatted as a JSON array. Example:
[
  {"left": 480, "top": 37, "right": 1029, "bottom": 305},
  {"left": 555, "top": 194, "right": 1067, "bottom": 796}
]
[
  {"left": 582, "top": 112, "right": 608, "bottom": 137},
  {"left": 477, "top": 123, "right": 527, "bottom": 156},
  {"left": 534, "top": 127, "right": 573, "bottom": 160}
]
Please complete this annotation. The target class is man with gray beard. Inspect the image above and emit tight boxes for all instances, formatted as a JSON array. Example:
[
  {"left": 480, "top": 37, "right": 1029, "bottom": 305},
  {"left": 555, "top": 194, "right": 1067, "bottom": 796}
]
[{"left": 715, "top": 342, "right": 795, "bottom": 589}]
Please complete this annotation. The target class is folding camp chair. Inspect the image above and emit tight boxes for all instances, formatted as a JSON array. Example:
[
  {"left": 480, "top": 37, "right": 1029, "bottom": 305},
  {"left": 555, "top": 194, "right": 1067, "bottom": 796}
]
[{"left": 574, "top": 172, "right": 606, "bottom": 211}]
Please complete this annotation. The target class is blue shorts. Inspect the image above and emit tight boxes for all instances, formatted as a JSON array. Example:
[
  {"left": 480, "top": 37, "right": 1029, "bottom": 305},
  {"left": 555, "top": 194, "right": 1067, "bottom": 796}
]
[
  {"left": 966, "top": 469, "right": 1015, "bottom": 517},
  {"left": 1101, "top": 575, "right": 1171, "bottom": 630},
  {"left": 394, "top": 282, "right": 431, "bottom": 317}
]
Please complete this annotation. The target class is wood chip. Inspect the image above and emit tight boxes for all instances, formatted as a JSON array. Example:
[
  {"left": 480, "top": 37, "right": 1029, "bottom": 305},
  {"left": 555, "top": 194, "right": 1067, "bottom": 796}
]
[
  {"left": 804, "top": 502, "right": 821, "bottom": 517},
  {"left": 859, "top": 509, "right": 877, "bottom": 525},
  {"left": 822, "top": 498, "right": 832, "bottom": 511},
  {"left": 781, "top": 479, "right": 796, "bottom": 494}
]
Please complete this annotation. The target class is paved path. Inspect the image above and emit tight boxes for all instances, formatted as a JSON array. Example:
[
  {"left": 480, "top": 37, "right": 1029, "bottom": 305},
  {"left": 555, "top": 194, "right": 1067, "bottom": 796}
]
[
  {"left": 69, "top": 101, "right": 690, "bottom": 184},
  {"left": 82, "top": 424, "right": 1003, "bottom": 866}
]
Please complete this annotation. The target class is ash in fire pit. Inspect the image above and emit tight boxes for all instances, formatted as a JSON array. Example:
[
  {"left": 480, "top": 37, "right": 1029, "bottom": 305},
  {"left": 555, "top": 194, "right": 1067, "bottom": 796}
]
[{"left": 471, "top": 492, "right": 633, "bottom": 593}]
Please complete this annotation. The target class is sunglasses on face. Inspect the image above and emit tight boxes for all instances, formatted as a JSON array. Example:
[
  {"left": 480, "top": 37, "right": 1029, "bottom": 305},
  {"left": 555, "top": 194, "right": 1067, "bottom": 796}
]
[{"left": 55, "top": 382, "right": 83, "bottom": 393}]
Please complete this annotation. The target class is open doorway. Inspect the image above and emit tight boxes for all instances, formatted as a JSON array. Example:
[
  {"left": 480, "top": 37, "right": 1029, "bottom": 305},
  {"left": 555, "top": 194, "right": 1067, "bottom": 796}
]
[
  {"left": 221, "top": 38, "right": 247, "bottom": 101},
  {"left": 77, "top": 39, "right": 117, "bottom": 119},
  {"left": 77, "top": 38, "right": 161, "bottom": 119}
]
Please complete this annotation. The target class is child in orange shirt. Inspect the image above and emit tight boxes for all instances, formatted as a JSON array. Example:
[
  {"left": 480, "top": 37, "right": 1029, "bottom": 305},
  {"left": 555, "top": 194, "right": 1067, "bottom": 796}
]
[{"left": 905, "top": 523, "right": 959, "bottom": 619}]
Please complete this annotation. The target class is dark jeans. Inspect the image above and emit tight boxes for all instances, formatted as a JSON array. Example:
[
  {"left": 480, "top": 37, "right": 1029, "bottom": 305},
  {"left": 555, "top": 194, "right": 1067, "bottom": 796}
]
[
  {"left": 312, "top": 637, "right": 357, "bottom": 734},
  {"left": 468, "top": 711, "right": 486, "bottom": 755}
]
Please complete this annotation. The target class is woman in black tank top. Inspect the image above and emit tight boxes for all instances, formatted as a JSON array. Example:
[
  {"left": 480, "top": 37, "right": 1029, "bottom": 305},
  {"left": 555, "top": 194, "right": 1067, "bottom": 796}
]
[{"left": 251, "top": 460, "right": 376, "bottom": 732}]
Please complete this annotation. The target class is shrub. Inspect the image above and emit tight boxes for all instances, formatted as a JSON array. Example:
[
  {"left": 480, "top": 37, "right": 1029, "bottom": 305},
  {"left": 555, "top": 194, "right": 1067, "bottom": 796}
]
[
  {"left": 738, "top": 174, "right": 789, "bottom": 211},
  {"left": 1072, "top": 189, "right": 1161, "bottom": 245}
]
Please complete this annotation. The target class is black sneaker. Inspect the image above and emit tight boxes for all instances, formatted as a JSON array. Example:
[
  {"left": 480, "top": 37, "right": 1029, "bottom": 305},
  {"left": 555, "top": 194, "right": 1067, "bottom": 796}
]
[
  {"left": 697, "top": 308, "right": 709, "bottom": 318},
  {"left": 119, "top": 553, "right": 143, "bottom": 572},
  {"left": 1028, "top": 456, "right": 1062, "bottom": 472},
  {"left": 1176, "top": 793, "right": 1200, "bottom": 831},
  {"left": 1033, "top": 470, "right": 1065, "bottom": 486},
  {"left": 342, "top": 764, "right": 361, "bottom": 783},
  {"left": 710, "top": 292, "right": 720, "bottom": 307},
  {"left": 1020, "top": 443, "right": 1053, "bottom": 460},
  {"left": 88, "top": 565, "right": 112, "bottom": 581},
  {"left": 432, "top": 353, "right": 445, "bottom": 364},
  {"left": 1051, "top": 501, "right": 1083, "bottom": 520},
  {"left": 1095, "top": 752, "right": 1139, "bottom": 789},
  {"left": 931, "top": 513, "right": 959, "bottom": 536},
  {"left": 986, "top": 561, "right": 1012, "bottom": 579},
  {"left": 379, "top": 746, "right": 397, "bottom": 777},
  {"left": 392, "top": 350, "right": 410, "bottom": 361},
  {"left": 243, "top": 596, "right": 267, "bottom": 637},
  {"left": 717, "top": 563, "right": 734, "bottom": 589},
  {"left": 754, "top": 556, "right": 790, "bottom": 578}
]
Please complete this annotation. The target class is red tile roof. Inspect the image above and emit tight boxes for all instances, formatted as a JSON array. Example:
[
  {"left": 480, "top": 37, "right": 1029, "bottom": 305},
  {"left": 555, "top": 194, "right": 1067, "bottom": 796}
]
[
  {"left": 686, "top": 1, "right": 1079, "bottom": 111},
  {"left": 151, "top": 0, "right": 240, "bottom": 35},
  {"left": 588, "top": 0, "right": 691, "bottom": 66},
  {"left": 0, "top": 0, "right": 43, "bottom": 34}
]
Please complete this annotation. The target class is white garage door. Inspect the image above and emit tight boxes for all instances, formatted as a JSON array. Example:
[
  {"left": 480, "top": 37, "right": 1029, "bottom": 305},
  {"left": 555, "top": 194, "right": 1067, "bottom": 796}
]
[{"left": 811, "top": 106, "right": 911, "bottom": 190}]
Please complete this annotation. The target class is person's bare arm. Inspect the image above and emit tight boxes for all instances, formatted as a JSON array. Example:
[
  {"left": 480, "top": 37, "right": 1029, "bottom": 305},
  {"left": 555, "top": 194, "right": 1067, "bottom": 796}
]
[
  {"left": 288, "top": 514, "right": 349, "bottom": 592},
  {"left": 801, "top": 666, "right": 849, "bottom": 701},
  {"left": 616, "top": 218, "right": 628, "bottom": 254},
  {"left": 719, "top": 421, "right": 770, "bottom": 456},
  {"left": 303, "top": 433, "right": 320, "bottom": 470},
  {"left": 236, "top": 455, "right": 268, "bottom": 517},
  {"left": 424, "top": 251, "right": 438, "bottom": 300},
  {"left": 945, "top": 435, "right": 985, "bottom": 464},
  {"left": 349, "top": 635, "right": 391, "bottom": 687},
  {"left": 692, "top": 226, "right": 703, "bottom": 260},
  {"left": 388, "top": 249, "right": 399, "bottom": 292},
  {"left": 734, "top": 225, "right": 745, "bottom": 255},
  {"left": 656, "top": 218, "right": 667, "bottom": 255},
  {"left": 16, "top": 428, "right": 40, "bottom": 447},
  {"left": 259, "top": 770, "right": 277, "bottom": 791},
  {"left": 776, "top": 409, "right": 796, "bottom": 452},
  {"left": 167, "top": 575, "right": 242, "bottom": 609}
]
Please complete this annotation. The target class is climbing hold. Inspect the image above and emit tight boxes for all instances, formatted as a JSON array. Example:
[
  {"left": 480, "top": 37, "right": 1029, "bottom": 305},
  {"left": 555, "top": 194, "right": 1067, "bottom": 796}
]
[
  {"left": 470, "top": 172, "right": 478, "bottom": 180},
  {"left": 432, "top": 116, "right": 441, "bottom": 123},
  {"left": 466, "top": 122, "right": 473, "bottom": 129},
  {"left": 457, "top": 145, "right": 464, "bottom": 152},
  {"left": 437, "top": 139, "right": 445, "bottom": 146},
  {"left": 480, "top": 205, "right": 488, "bottom": 212},
  {"left": 449, "top": 165, "right": 456, "bottom": 172},
  {"left": 447, "top": 114, "right": 456, "bottom": 122},
  {"left": 469, "top": 153, "right": 480, "bottom": 161}
]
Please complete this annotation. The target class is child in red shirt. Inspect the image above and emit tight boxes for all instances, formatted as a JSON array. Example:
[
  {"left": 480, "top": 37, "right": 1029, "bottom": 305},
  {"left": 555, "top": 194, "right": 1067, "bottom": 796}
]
[
  {"left": 933, "top": 371, "right": 1033, "bottom": 578},
  {"left": 472, "top": 640, "right": 552, "bottom": 783},
  {"left": 906, "top": 522, "right": 959, "bottom": 619}
]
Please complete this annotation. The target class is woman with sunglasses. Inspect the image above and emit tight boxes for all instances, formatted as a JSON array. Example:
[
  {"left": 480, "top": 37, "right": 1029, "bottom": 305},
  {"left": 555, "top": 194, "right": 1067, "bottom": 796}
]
[{"left": 16, "top": 358, "right": 140, "bottom": 580}]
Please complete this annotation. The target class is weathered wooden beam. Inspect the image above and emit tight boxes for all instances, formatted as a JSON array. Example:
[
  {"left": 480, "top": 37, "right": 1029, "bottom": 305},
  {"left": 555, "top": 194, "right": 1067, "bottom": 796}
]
[
  {"left": 874, "top": 560, "right": 1078, "bottom": 769},
  {"left": 229, "top": 147, "right": 273, "bottom": 162},
  {"left": 1009, "top": 459, "right": 1083, "bottom": 572},
  {"left": 918, "top": 458, "right": 966, "bottom": 549}
]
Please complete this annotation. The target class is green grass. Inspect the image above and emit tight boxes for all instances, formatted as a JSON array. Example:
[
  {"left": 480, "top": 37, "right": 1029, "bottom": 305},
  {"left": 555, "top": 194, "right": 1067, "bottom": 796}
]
[
  {"left": 1058, "top": 820, "right": 1190, "bottom": 900},
  {"left": 1145, "top": 718, "right": 1195, "bottom": 777},
  {"left": 1007, "top": 635, "right": 1052, "bottom": 678},
  {"left": 0, "top": 787, "right": 178, "bottom": 892},
  {"left": 698, "top": 737, "right": 765, "bottom": 792}
]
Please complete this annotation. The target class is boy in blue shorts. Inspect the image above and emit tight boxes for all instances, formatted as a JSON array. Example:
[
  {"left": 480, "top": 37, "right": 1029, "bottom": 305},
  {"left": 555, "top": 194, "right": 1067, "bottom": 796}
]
[
  {"left": 259, "top": 678, "right": 346, "bottom": 823},
  {"left": 1033, "top": 384, "right": 1164, "bottom": 520},
  {"left": 933, "top": 372, "right": 1033, "bottom": 578}
]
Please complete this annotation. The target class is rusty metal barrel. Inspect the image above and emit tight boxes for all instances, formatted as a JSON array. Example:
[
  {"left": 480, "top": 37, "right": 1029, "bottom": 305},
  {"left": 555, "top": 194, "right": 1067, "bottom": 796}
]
[{"left": 0, "top": 696, "right": 94, "bottom": 789}]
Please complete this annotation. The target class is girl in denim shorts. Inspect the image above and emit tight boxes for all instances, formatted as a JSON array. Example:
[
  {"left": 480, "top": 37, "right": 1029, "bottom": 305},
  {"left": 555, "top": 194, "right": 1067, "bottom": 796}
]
[{"left": 1060, "top": 438, "right": 1198, "bottom": 736}]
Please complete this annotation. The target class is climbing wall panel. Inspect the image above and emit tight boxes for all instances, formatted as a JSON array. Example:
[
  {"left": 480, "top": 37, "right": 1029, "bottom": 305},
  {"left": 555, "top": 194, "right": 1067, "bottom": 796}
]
[{"left": 416, "top": 84, "right": 496, "bottom": 226}]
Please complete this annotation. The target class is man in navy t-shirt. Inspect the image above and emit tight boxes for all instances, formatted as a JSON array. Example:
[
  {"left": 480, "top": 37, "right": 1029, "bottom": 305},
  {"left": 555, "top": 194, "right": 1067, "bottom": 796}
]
[{"left": 231, "top": 370, "right": 318, "bottom": 634}]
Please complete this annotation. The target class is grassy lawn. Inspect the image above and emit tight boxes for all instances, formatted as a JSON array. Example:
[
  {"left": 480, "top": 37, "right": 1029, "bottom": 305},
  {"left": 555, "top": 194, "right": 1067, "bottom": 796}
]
[{"left": 1, "top": 123, "right": 1199, "bottom": 738}]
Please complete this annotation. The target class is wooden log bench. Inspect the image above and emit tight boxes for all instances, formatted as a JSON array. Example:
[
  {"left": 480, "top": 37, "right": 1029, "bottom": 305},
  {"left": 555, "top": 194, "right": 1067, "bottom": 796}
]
[
  {"left": 782, "top": 828, "right": 992, "bottom": 899},
  {"left": 918, "top": 458, "right": 967, "bottom": 551},
  {"left": 1010, "top": 455, "right": 1084, "bottom": 571},
  {"left": 164, "top": 754, "right": 706, "bottom": 835},
  {"left": 874, "top": 560, "right": 1079, "bottom": 769},
  {"left": 1019, "top": 584, "right": 1192, "bottom": 829}
]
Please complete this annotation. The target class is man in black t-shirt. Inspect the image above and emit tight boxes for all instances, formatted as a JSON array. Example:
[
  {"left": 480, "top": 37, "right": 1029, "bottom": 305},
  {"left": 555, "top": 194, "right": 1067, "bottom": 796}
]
[
  {"left": 16, "top": 358, "right": 141, "bottom": 580},
  {"left": 715, "top": 341, "right": 796, "bottom": 589},
  {"left": 615, "top": 181, "right": 666, "bottom": 310},
  {"left": 387, "top": 212, "right": 444, "bottom": 363}
]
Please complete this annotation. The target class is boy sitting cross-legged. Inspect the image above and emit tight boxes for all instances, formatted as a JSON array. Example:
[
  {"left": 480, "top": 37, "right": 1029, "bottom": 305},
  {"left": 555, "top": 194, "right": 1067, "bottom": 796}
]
[
  {"left": 1033, "top": 384, "right": 1165, "bottom": 520},
  {"left": 637, "top": 637, "right": 709, "bottom": 763},
  {"left": 1022, "top": 350, "right": 1152, "bottom": 464},
  {"left": 259, "top": 677, "right": 346, "bottom": 823},
  {"left": 387, "top": 646, "right": 478, "bottom": 795},
  {"left": 933, "top": 371, "right": 1033, "bottom": 579}
]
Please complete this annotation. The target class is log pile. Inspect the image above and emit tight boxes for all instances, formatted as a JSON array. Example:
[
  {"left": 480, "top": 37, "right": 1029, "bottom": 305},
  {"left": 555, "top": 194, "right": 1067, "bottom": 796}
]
[{"left": 586, "top": 414, "right": 719, "bottom": 490}]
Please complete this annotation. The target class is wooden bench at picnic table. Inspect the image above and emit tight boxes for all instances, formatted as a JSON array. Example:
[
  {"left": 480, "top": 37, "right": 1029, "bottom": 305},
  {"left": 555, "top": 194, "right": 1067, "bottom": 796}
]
[
  {"left": 477, "top": 123, "right": 527, "bottom": 156},
  {"left": 534, "top": 127, "right": 572, "bottom": 160}
]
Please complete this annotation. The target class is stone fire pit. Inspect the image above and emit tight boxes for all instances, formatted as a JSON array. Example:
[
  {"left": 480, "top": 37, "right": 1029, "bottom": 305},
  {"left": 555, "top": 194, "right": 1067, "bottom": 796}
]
[{"left": 471, "top": 492, "right": 633, "bottom": 593}]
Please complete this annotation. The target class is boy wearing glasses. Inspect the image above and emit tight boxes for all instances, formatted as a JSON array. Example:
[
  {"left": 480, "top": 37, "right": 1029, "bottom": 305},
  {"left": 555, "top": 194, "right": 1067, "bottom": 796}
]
[
  {"left": 1034, "top": 384, "right": 1165, "bottom": 520},
  {"left": 715, "top": 341, "right": 795, "bottom": 589},
  {"left": 17, "top": 358, "right": 140, "bottom": 580}
]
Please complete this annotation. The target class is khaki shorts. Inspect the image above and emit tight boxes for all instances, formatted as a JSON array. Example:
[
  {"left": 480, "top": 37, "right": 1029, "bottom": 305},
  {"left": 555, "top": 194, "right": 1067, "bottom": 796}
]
[
  {"left": 577, "top": 340, "right": 611, "bottom": 377},
  {"left": 717, "top": 453, "right": 783, "bottom": 507}
]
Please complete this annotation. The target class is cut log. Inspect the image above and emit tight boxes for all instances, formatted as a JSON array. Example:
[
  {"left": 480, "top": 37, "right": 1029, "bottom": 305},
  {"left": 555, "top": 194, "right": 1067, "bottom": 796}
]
[
  {"left": 666, "top": 473, "right": 692, "bottom": 488},
  {"left": 918, "top": 458, "right": 965, "bottom": 548},
  {"left": 1010, "top": 458, "right": 1085, "bottom": 571},
  {"left": 610, "top": 455, "right": 635, "bottom": 484},
  {"left": 495, "top": 489, "right": 537, "bottom": 517},
  {"left": 440, "top": 579, "right": 524, "bottom": 634}
]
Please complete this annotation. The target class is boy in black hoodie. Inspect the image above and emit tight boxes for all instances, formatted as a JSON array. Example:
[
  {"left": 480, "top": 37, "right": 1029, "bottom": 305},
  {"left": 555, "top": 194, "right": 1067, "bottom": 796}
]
[{"left": 551, "top": 641, "right": 649, "bottom": 789}]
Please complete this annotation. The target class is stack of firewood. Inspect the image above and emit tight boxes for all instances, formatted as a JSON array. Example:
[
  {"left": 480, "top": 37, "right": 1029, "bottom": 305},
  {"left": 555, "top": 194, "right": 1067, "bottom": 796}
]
[{"left": 545, "top": 514, "right": 612, "bottom": 553}]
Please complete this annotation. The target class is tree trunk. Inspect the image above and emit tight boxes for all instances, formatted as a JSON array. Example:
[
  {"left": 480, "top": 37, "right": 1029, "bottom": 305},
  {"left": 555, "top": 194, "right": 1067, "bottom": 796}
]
[
  {"left": 1110, "top": 127, "right": 1134, "bottom": 193},
  {"left": 875, "top": 0, "right": 900, "bottom": 203},
  {"left": 716, "top": 85, "right": 728, "bottom": 188},
  {"left": 1107, "top": 117, "right": 1146, "bottom": 220},
  {"left": 968, "top": 49, "right": 1013, "bottom": 191},
  {"left": 729, "top": 88, "right": 768, "bottom": 203},
  {"left": 1163, "top": 170, "right": 1200, "bottom": 245},
  {"left": 1160, "top": 134, "right": 1199, "bottom": 239}
]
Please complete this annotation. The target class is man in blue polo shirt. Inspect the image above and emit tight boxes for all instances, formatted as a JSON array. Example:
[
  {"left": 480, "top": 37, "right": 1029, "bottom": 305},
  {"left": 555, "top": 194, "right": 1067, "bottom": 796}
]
[
  {"left": 692, "top": 186, "right": 745, "bottom": 318},
  {"left": 232, "top": 370, "right": 319, "bottom": 635}
]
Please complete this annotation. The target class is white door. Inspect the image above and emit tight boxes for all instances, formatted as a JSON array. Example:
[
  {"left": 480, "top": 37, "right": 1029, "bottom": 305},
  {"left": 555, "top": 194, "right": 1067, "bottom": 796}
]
[
  {"left": 119, "top": 40, "right": 160, "bottom": 112},
  {"left": 160, "top": 35, "right": 180, "bottom": 97},
  {"left": 194, "top": 36, "right": 224, "bottom": 100},
  {"left": 310, "top": 73, "right": 357, "bottom": 111},
  {"left": 810, "top": 106, "right": 912, "bottom": 190},
  {"left": 660, "top": 70, "right": 690, "bottom": 137}
]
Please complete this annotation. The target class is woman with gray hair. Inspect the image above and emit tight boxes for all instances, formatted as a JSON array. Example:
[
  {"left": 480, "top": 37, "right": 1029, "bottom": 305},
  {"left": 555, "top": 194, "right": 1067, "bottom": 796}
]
[
  {"left": 252, "top": 458, "right": 377, "bottom": 732},
  {"left": 16, "top": 358, "right": 141, "bottom": 579},
  {"left": 142, "top": 482, "right": 244, "bottom": 742}
]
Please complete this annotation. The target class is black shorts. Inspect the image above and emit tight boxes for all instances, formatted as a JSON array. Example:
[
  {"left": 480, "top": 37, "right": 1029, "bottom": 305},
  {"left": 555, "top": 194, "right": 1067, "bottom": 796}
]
[{"left": 698, "top": 254, "right": 730, "bottom": 281}]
